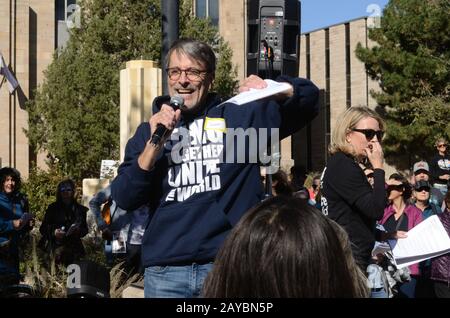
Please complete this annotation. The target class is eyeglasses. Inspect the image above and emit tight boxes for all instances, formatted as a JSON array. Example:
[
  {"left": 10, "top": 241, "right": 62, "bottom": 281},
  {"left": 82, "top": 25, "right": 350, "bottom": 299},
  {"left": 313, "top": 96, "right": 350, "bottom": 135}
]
[
  {"left": 166, "top": 67, "right": 207, "bottom": 81},
  {"left": 415, "top": 187, "right": 430, "bottom": 192},
  {"left": 351, "top": 129, "right": 384, "bottom": 141},
  {"left": 386, "top": 184, "right": 403, "bottom": 192},
  {"left": 437, "top": 144, "right": 447, "bottom": 148}
]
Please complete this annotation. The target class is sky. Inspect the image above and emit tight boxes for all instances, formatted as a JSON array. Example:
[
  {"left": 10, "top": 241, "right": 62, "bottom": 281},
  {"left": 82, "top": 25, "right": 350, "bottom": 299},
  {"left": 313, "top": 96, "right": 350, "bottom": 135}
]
[{"left": 301, "top": 0, "right": 389, "bottom": 33}]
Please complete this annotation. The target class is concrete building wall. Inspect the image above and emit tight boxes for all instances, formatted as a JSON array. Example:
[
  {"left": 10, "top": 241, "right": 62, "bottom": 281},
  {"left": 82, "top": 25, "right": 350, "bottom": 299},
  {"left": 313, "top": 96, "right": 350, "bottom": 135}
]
[
  {"left": 219, "top": 0, "right": 247, "bottom": 80},
  {"left": 329, "top": 24, "right": 347, "bottom": 125},
  {"left": 349, "top": 19, "right": 370, "bottom": 108},
  {"left": 215, "top": 2, "right": 386, "bottom": 173},
  {"left": 1, "top": 0, "right": 30, "bottom": 175},
  {"left": 1, "top": 0, "right": 387, "bottom": 178},
  {"left": 0, "top": 0, "right": 54, "bottom": 177},
  {"left": 291, "top": 18, "right": 389, "bottom": 173}
]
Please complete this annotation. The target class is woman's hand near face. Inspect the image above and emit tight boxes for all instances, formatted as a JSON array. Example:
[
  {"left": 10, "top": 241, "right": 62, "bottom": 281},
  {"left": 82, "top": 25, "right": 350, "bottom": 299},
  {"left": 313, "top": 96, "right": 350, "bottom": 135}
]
[{"left": 365, "top": 141, "right": 384, "bottom": 170}]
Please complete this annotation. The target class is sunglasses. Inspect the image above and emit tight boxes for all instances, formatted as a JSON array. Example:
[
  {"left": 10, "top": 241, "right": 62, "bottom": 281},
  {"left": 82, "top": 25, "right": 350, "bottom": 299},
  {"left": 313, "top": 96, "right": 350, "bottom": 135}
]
[
  {"left": 437, "top": 144, "right": 447, "bottom": 148},
  {"left": 60, "top": 187, "right": 73, "bottom": 192},
  {"left": 386, "top": 184, "right": 403, "bottom": 192},
  {"left": 351, "top": 129, "right": 384, "bottom": 141},
  {"left": 415, "top": 187, "right": 430, "bottom": 192},
  {"left": 312, "top": 184, "right": 319, "bottom": 190}
]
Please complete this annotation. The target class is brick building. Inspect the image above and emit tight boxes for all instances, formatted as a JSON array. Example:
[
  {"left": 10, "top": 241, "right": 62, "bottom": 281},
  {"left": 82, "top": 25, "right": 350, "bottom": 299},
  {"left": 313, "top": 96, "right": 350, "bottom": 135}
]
[{"left": 0, "top": 0, "right": 385, "bottom": 178}]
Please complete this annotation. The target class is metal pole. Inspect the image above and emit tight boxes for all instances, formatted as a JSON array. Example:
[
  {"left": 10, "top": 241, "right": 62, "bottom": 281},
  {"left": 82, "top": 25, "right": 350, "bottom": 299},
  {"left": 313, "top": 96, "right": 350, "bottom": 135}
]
[{"left": 161, "top": 0, "right": 179, "bottom": 95}]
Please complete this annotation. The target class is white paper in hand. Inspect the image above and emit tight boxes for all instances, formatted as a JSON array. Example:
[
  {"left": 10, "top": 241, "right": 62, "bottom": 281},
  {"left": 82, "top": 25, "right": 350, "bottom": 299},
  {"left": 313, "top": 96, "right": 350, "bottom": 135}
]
[
  {"left": 371, "top": 241, "right": 391, "bottom": 257},
  {"left": 225, "top": 79, "right": 291, "bottom": 105},
  {"left": 388, "top": 215, "right": 450, "bottom": 268}
]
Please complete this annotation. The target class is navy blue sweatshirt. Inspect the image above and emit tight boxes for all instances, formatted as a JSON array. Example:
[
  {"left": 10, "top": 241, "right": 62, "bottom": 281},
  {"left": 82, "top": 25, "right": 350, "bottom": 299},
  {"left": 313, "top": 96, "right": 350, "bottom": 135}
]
[{"left": 112, "top": 76, "right": 319, "bottom": 267}]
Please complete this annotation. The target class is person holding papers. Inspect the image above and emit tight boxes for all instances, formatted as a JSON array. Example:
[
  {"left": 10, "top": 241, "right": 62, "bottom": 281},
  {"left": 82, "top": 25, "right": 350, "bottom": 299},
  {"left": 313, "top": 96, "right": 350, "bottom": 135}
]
[
  {"left": 111, "top": 38, "right": 319, "bottom": 297},
  {"left": 431, "top": 191, "right": 450, "bottom": 297},
  {"left": 39, "top": 179, "right": 88, "bottom": 265},
  {"left": 380, "top": 173, "right": 423, "bottom": 298}
]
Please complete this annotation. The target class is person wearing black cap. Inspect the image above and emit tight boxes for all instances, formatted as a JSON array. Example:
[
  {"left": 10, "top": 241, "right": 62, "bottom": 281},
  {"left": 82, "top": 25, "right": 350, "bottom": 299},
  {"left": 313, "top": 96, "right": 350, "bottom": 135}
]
[
  {"left": 414, "top": 180, "right": 442, "bottom": 218},
  {"left": 412, "top": 161, "right": 444, "bottom": 210}
]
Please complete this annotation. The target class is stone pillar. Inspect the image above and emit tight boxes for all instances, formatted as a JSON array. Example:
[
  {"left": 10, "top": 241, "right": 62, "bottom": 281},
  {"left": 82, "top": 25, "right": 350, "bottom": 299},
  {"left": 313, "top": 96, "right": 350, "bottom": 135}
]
[
  {"left": 120, "top": 60, "right": 162, "bottom": 161},
  {"left": 280, "top": 137, "right": 294, "bottom": 173}
]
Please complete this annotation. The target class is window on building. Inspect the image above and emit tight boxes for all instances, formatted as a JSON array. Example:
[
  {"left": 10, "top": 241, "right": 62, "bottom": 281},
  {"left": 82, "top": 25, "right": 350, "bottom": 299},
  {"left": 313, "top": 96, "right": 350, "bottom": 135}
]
[
  {"left": 195, "top": 0, "right": 219, "bottom": 26},
  {"left": 55, "top": 0, "right": 77, "bottom": 51},
  {"left": 56, "top": 0, "right": 76, "bottom": 22}
]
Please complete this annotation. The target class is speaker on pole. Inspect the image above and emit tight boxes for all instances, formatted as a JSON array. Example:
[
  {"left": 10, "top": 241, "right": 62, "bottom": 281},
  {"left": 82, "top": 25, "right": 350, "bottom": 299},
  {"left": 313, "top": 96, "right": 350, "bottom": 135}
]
[
  {"left": 247, "top": 0, "right": 301, "bottom": 79},
  {"left": 161, "top": 0, "right": 180, "bottom": 95}
]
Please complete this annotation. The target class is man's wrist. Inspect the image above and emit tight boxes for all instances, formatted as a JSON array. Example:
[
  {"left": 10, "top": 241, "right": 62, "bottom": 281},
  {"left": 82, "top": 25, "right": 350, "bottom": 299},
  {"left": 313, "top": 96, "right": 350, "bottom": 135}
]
[{"left": 138, "top": 140, "right": 161, "bottom": 171}]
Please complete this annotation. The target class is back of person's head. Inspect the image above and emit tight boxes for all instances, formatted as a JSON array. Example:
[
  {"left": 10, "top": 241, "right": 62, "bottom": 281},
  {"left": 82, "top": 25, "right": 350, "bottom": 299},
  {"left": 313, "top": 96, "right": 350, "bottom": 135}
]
[
  {"left": 290, "top": 165, "right": 307, "bottom": 191},
  {"left": 271, "top": 170, "right": 293, "bottom": 196},
  {"left": 292, "top": 186, "right": 310, "bottom": 202},
  {"left": 166, "top": 38, "right": 216, "bottom": 76},
  {"left": 0, "top": 167, "right": 22, "bottom": 193},
  {"left": 329, "top": 106, "right": 384, "bottom": 156},
  {"left": 202, "top": 196, "right": 369, "bottom": 298},
  {"left": 388, "top": 172, "right": 412, "bottom": 202}
]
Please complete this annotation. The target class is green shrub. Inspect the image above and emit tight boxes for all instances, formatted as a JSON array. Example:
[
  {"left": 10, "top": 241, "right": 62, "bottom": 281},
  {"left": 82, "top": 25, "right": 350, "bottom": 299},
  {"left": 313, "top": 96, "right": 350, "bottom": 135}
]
[{"left": 22, "top": 167, "right": 67, "bottom": 222}]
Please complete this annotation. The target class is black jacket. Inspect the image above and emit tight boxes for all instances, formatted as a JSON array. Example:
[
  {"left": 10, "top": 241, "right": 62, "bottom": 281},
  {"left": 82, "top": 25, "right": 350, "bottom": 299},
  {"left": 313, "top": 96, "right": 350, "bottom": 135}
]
[{"left": 39, "top": 201, "right": 88, "bottom": 253}]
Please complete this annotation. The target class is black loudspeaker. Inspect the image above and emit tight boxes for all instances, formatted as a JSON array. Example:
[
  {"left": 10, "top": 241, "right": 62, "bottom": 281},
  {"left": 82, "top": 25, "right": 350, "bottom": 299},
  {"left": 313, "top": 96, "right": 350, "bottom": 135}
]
[
  {"left": 66, "top": 260, "right": 110, "bottom": 298},
  {"left": 247, "top": 0, "right": 301, "bottom": 79}
]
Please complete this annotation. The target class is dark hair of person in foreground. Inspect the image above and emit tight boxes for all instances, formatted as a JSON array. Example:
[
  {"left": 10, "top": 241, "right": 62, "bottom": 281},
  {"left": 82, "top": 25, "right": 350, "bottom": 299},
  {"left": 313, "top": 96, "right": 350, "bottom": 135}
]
[{"left": 202, "top": 196, "right": 369, "bottom": 298}]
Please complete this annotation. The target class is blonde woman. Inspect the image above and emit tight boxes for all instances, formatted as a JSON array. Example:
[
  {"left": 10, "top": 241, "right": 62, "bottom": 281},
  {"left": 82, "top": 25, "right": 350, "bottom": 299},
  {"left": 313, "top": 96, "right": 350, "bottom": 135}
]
[{"left": 320, "top": 107, "right": 391, "bottom": 270}]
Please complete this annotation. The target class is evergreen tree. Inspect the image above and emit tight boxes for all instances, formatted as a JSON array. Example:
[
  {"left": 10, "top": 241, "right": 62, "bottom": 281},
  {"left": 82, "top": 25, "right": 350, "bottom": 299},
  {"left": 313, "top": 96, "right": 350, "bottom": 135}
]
[
  {"left": 356, "top": 0, "right": 450, "bottom": 160},
  {"left": 26, "top": 0, "right": 238, "bottom": 180}
]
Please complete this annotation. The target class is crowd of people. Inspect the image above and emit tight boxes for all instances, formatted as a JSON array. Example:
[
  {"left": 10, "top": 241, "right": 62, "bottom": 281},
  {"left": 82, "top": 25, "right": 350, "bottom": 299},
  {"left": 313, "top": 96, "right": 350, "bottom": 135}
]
[{"left": 1, "top": 38, "right": 449, "bottom": 298}]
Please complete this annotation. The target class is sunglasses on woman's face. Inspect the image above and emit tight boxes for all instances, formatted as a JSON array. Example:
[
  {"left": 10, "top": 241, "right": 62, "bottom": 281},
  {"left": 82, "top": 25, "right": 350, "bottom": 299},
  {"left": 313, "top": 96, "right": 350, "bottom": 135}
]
[
  {"left": 386, "top": 184, "right": 403, "bottom": 192},
  {"left": 351, "top": 129, "right": 384, "bottom": 141},
  {"left": 60, "top": 187, "right": 73, "bottom": 192},
  {"left": 415, "top": 187, "right": 430, "bottom": 193}
]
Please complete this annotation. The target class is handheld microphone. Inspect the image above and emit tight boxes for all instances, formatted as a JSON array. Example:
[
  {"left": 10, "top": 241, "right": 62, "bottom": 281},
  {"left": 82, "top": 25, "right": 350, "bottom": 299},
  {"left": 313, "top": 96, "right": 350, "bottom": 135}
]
[{"left": 150, "top": 95, "right": 184, "bottom": 146}]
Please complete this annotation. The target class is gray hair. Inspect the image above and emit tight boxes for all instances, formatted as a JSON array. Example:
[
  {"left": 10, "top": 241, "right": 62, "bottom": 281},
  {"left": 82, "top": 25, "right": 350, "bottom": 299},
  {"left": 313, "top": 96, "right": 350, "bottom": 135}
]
[{"left": 166, "top": 38, "right": 216, "bottom": 74}]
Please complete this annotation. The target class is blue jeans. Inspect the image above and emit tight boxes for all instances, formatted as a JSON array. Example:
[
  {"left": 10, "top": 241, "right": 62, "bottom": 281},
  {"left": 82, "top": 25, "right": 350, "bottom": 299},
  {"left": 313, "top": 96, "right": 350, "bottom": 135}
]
[
  {"left": 371, "top": 287, "right": 389, "bottom": 298},
  {"left": 398, "top": 276, "right": 417, "bottom": 298},
  {"left": 144, "top": 263, "right": 213, "bottom": 298}
]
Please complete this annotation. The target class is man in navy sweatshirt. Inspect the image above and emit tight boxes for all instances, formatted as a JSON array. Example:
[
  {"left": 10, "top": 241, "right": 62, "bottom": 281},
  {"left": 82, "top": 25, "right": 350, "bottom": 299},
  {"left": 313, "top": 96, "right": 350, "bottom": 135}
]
[{"left": 111, "top": 38, "right": 319, "bottom": 298}]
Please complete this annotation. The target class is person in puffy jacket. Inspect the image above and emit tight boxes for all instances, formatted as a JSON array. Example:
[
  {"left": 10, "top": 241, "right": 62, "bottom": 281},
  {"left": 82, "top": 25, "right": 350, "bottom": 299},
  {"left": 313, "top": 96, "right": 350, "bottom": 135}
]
[{"left": 0, "top": 167, "right": 34, "bottom": 285}]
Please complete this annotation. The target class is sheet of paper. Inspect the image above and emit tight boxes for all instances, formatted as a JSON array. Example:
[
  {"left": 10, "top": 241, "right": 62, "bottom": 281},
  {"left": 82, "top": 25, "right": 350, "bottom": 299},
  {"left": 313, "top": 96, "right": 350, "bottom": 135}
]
[
  {"left": 224, "top": 79, "right": 291, "bottom": 105},
  {"left": 112, "top": 231, "right": 127, "bottom": 254},
  {"left": 388, "top": 215, "right": 450, "bottom": 268},
  {"left": 371, "top": 241, "right": 391, "bottom": 257}
]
